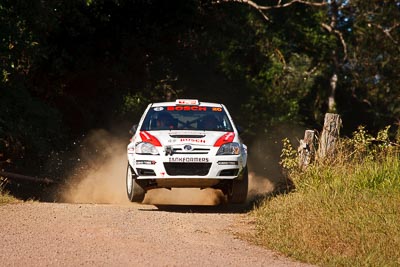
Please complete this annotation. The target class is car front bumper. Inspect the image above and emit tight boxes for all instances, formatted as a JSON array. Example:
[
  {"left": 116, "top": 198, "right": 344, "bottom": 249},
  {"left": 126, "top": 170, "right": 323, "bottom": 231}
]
[{"left": 128, "top": 153, "right": 245, "bottom": 182}]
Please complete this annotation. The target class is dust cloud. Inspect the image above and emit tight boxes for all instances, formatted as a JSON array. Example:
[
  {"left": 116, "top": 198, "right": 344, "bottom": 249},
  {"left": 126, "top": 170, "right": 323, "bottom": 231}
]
[
  {"left": 247, "top": 171, "right": 274, "bottom": 200},
  {"left": 60, "top": 129, "right": 129, "bottom": 204},
  {"left": 59, "top": 129, "right": 225, "bottom": 205},
  {"left": 59, "top": 125, "right": 294, "bottom": 205},
  {"left": 245, "top": 123, "right": 304, "bottom": 199}
]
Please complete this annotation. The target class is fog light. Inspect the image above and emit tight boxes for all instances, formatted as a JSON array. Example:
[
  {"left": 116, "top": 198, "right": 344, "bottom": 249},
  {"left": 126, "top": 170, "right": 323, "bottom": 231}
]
[
  {"left": 217, "top": 161, "right": 238, "bottom": 165},
  {"left": 136, "top": 160, "right": 156, "bottom": 165}
]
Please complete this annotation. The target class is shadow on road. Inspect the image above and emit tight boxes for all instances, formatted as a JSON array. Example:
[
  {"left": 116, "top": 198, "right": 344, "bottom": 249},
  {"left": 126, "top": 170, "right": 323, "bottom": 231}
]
[{"left": 141, "top": 203, "right": 251, "bottom": 214}]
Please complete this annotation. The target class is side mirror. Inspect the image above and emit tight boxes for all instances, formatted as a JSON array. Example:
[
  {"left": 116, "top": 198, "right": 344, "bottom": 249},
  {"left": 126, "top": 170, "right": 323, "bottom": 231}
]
[{"left": 129, "top": 124, "right": 138, "bottom": 135}]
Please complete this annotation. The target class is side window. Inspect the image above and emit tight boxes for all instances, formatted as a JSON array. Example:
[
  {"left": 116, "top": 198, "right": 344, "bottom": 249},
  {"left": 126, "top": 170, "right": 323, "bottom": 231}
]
[
  {"left": 222, "top": 116, "right": 230, "bottom": 130},
  {"left": 140, "top": 110, "right": 156, "bottom": 131}
]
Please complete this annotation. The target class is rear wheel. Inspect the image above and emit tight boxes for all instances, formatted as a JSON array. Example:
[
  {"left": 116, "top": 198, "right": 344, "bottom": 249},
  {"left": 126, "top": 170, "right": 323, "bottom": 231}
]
[
  {"left": 227, "top": 167, "right": 248, "bottom": 204},
  {"left": 126, "top": 164, "right": 145, "bottom": 202}
]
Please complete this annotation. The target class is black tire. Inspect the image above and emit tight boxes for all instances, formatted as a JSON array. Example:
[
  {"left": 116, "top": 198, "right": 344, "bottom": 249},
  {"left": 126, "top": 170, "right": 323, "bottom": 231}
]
[
  {"left": 227, "top": 167, "right": 248, "bottom": 204},
  {"left": 126, "top": 164, "right": 145, "bottom": 202}
]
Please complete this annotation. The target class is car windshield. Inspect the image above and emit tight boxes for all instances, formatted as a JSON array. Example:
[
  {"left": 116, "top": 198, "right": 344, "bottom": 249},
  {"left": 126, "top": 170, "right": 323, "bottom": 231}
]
[{"left": 140, "top": 106, "right": 234, "bottom": 132}]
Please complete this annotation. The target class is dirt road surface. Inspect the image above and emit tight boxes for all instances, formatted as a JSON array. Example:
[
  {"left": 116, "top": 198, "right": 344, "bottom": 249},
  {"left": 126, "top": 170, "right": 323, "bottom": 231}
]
[
  {"left": 0, "top": 131, "right": 310, "bottom": 266},
  {"left": 0, "top": 202, "right": 312, "bottom": 266}
]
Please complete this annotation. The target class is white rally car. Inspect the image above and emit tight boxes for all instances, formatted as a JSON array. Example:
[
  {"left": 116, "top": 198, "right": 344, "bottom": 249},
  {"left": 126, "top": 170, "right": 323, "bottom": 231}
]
[{"left": 126, "top": 99, "right": 248, "bottom": 204}]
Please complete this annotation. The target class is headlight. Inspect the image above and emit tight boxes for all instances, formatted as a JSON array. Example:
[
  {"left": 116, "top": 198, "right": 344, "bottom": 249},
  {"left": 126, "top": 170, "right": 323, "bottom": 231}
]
[
  {"left": 216, "top": 142, "right": 240, "bottom": 155},
  {"left": 135, "top": 142, "right": 159, "bottom": 155}
]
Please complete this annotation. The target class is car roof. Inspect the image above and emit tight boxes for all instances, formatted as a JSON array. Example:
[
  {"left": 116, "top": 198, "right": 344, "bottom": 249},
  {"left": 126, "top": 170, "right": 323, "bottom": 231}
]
[{"left": 151, "top": 100, "right": 223, "bottom": 108}]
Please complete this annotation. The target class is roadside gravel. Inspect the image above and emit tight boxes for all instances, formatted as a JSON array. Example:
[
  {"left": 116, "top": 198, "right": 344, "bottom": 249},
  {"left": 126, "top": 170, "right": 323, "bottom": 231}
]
[{"left": 0, "top": 202, "right": 312, "bottom": 266}]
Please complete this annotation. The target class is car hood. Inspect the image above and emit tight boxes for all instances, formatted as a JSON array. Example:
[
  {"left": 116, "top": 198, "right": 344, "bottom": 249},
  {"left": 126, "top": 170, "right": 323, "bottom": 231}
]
[{"left": 146, "top": 130, "right": 231, "bottom": 147}]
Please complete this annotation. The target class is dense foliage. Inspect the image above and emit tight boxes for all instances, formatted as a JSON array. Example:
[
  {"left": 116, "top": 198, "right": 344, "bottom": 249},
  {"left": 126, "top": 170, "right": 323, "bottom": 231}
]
[{"left": 0, "top": 0, "right": 399, "bottom": 176}]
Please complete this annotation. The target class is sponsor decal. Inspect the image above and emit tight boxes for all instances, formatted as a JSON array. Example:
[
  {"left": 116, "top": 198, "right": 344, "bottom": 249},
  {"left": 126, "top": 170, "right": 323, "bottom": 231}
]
[
  {"left": 214, "top": 132, "right": 235, "bottom": 147},
  {"left": 169, "top": 157, "right": 209, "bottom": 163},
  {"left": 153, "top": 107, "right": 164, "bottom": 111},
  {"left": 167, "top": 106, "right": 207, "bottom": 111},
  {"left": 140, "top": 131, "right": 162, "bottom": 146},
  {"left": 212, "top": 107, "right": 222, "bottom": 112},
  {"left": 180, "top": 138, "right": 206, "bottom": 143}
]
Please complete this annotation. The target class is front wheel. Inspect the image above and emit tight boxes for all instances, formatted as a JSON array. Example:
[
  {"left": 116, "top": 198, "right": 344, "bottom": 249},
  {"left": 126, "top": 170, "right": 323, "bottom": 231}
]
[
  {"left": 227, "top": 167, "right": 248, "bottom": 204},
  {"left": 126, "top": 164, "right": 145, "bottom": 202}
]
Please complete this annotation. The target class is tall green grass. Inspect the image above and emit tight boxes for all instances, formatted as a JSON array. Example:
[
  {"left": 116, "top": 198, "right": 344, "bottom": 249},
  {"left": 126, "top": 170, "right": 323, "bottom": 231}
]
[{"left": 252, "top": 127, "right": 400, "bottom": 266}]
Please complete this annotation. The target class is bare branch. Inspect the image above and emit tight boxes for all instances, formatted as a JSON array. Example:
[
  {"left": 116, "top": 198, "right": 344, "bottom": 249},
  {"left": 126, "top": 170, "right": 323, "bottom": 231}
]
[
  {"left": 322, "top": 23, "right": 348, "bottom": 61},
  {"left": 360, "top": 11, "right": 400, "bottom": 45},
  {"left": 371, "top": 22, "right": 399, "bottom": 45},
  {"left": 216, "top": 0, "right": 328, "bottom": 21},
  {"left": 224, "top": 0, "right": 327, "bottom": 10},
  {"left": 217, "top": 0, "right": 347, "bottom": 61}
]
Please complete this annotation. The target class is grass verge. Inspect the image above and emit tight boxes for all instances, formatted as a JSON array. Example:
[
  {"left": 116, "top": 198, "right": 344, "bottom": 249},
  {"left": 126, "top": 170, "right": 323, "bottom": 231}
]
[
  {"left": 0, "top": 183, "right": 20, "bottom": 204},
  {"left": 252, "top": 127, "right": 400, "bottom": 266}
]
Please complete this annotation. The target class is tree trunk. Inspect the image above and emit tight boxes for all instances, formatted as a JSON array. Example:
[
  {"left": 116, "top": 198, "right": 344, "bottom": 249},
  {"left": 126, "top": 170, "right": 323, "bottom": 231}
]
[
  {"left": 0, "top": 171, "right": 55, "bottom": 184},
  {"left": 298, "top": 130, "right": 317, "bottom": 170},
  {"left": 318, "top": 113, "right": 342, "bottom": 159},
  {"left": 329, "top": 73, "right": 338, "bottom": 112}
]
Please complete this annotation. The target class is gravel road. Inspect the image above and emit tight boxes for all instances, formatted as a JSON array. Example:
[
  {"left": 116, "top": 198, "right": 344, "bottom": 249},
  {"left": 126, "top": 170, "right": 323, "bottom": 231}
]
[{"left": 0, "top": 202, "right": 312, "bottom": 266}]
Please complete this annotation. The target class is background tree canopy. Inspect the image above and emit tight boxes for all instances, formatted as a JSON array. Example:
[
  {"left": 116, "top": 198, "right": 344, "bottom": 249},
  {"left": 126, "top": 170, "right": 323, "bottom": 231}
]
[{"left": 1, "top": 0, "right": 399, "bottom": 176}]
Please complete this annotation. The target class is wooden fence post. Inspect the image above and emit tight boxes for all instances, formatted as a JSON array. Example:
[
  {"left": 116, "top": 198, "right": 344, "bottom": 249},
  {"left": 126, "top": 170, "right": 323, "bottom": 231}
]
[
  {"left": 298, "top": 130, "right": 316, "bottom": 170},
  {"left": 318, "top": 113, "right": 342, "bottom": 160}
]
